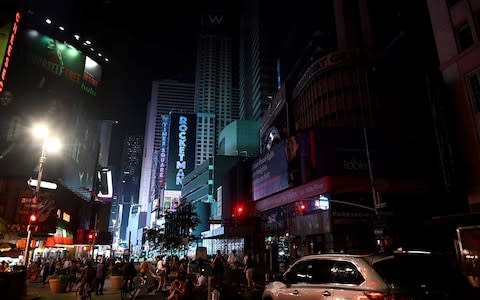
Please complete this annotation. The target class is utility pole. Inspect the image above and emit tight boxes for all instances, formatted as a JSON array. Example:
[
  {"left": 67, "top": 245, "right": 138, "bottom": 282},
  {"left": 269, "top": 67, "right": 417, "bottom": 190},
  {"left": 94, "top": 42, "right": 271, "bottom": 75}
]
[
  {"left": 128, "top": 231, "right": 131, "bottom": 260},
  {"left": 91, "top": 211, "right": 98, "bottom": 259},
  {"left": 363, "top": 128, "right": 381, "bottom": 213},
  {"left": 25, "top": 143, "right": 46, "bottom": 267}
]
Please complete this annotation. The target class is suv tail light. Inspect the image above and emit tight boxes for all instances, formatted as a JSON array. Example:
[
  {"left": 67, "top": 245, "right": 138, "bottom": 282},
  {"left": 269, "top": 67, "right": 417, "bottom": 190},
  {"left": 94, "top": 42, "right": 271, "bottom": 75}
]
[{"left": 358, "top": 292, "right": 413, "bottom": 300}]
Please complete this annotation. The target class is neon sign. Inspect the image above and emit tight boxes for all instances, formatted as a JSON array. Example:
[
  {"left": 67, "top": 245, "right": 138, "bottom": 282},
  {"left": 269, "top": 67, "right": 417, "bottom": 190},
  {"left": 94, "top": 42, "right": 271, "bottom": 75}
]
[
  {"left": 0, "top": 12, "right": 21, "bottom": 93},
  {"left": 176, "top": 116, "right": 188, "bottom": 185}
]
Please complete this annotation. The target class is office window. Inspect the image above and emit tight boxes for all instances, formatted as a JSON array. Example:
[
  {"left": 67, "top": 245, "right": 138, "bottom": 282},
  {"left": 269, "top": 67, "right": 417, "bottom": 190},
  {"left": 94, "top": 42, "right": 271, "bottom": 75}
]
[
  {"left": 456, "top": 23, "right": 474, "bottom": 51},
  {"left": 468, "top": 70, "right": 480, "bottom": 112}
]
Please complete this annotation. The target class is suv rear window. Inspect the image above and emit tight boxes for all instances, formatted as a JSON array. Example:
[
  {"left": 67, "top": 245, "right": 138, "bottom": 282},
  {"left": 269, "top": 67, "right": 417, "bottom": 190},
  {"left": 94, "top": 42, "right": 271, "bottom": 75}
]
[
  {"left": 285, "top": 259, "right": 364, "bottom": 285},
  {"left": 372, "top": 254, "right": 473, "bottom": 298}
]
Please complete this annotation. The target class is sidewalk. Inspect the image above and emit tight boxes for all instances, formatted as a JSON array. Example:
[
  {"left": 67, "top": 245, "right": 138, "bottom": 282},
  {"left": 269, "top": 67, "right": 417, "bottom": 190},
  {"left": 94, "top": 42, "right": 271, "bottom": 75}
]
[{"left": 23, "top": 278, "right": 121, "bottom": 300}]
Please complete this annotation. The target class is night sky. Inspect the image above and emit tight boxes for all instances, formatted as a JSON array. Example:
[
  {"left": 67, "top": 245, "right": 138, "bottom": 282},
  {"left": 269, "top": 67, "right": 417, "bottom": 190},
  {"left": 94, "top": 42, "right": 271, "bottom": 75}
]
[{"left": 15, "top": 0, "right": 235, "bottom": 131}]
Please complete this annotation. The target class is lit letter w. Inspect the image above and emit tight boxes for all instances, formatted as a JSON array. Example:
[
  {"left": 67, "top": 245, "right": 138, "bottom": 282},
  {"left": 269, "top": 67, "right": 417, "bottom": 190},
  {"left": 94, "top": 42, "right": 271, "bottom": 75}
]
[{"left": 209, "top": 15, "right": 223, "bottom": 24}]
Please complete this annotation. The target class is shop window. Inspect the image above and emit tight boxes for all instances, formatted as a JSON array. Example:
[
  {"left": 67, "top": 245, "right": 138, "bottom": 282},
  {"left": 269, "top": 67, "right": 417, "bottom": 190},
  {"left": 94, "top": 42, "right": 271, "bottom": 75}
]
[{"left": 456, "top": 23, "right": 474, "bottom": 51}]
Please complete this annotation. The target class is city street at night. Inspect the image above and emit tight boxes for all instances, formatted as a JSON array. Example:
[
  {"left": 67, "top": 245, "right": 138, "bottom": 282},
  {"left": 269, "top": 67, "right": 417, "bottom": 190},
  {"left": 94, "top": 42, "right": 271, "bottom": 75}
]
[{"left": 1, "top": 0, "right": 480, "bottom": 299}]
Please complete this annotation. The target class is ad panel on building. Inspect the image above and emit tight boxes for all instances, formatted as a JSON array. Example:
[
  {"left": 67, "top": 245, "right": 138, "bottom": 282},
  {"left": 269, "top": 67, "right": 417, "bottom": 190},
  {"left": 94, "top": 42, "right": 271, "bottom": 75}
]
[
  {"left": 165, "top": 113, "right": 197, "bottom": 190},
  {"left": 252, "top": 140, "right": 289, "bottom": 201},
  {"left": 20, "top": 29, "right": 102, "bottom": 96},
  {"left": 158, "top": 114, "right": 170, "bottom": 190},
  {"left": 252, "top": 128, "right": 384, "bottom": 201},
  {"left": 311, "top": 128, "right": 384, "bottom": 178},
  {"left": 163, "top": 190, "right": 181, "bottom": 212},
  {"left": 1, "top": 26, "right": 106, "bottom": 202}
]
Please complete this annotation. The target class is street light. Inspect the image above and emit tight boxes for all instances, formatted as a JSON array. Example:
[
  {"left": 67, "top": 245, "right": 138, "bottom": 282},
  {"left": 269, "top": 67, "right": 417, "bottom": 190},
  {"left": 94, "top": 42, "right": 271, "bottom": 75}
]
[{"left": 24, "top": 123, "right": 61, "bottom": 267}]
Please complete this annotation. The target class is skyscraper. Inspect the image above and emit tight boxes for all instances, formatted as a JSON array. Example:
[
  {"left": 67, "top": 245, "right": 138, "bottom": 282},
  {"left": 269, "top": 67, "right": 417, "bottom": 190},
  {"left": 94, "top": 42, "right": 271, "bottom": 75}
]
[
  {"left": 111, "top": 133, "right": 143, "bottom": 247},
  {"left": 194, "top": 10, "right": 235, "bottom": 165},
  {"left": 136, "top": 80, "right": 195, "bottom": 252},
  {"left": 139, "top": 80, "right": 195, "bottom": 212},
  {"left": 239, "top": 0, "right": 277, "bottom": 121}
]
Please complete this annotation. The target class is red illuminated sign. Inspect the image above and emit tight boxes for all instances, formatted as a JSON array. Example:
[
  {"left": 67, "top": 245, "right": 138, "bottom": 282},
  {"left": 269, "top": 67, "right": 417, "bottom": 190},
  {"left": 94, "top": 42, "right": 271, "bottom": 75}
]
[{"left": 0, "top": 12, "right": 21, "bottom": 93}]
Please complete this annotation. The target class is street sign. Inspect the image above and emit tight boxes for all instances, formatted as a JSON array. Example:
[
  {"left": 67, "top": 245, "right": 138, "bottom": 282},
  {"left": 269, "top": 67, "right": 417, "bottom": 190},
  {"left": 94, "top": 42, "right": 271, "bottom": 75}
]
[{"left": 27, "top": 178, "right": 57, "bottom": 190}]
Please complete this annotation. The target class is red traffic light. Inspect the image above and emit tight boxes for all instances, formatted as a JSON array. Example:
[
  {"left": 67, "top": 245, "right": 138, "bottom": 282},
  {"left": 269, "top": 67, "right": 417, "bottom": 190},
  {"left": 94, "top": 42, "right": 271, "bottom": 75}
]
[
  {"left": 29, "top": 214, "right": 37, "bottom": 222},
  {"left": 296, "top": 202, "right": 306, "bottom": 215},
  {"left": 87, "top": 231, "right": 95, "bottom": 243},
  {"left": 234, "top": 205, "right": 245, "bottom": 217}
]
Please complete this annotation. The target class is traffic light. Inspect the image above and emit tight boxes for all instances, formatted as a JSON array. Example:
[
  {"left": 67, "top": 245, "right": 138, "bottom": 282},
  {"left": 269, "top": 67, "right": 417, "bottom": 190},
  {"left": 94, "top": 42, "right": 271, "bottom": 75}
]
[
  {"left": 296, "top": 202, "right": 306, "bottom": 215},
  {"left": 234, "top": 205, "right": 245, "bottom": 218},
  {"left": 29, "top": 214, "right": 37, "bottom": 223},
  {"left": 87, "top": 232, "right": 94, "bottom": 244}
]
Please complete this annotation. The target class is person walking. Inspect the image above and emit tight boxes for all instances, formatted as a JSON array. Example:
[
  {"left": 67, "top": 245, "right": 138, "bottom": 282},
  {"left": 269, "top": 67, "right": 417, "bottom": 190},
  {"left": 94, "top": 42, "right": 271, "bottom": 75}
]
[
  {"left": 41, "top": 261, "right": 50, "bottom": 285},
  {"left": 211, "top": 250, "right": 225, "bottom": 287},
  {"left": 243, "top": 252, "right": 255, "bottom": 289},
  {"left": 122, "top": 259, "right": 137, "bottom": 291},
  {"left": 227, "top": 249, "right": 241, "bottom": 269},
  {"left": 80, "top": 260, "right": 96, "bottom": 296},
  {"left": 155, "top": 256, "right": 167, "bottom": 292},
  {"left": 95, "top": 257, "right": 108, "bottom": 295},
  {"left": 139, "top": 258, "right": 150, "bottom": 285}
]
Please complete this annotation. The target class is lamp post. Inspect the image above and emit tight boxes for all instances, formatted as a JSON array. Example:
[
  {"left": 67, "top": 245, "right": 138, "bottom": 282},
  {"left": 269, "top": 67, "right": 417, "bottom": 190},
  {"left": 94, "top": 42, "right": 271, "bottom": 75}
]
[{"left": 24, "top": 124, "right": 61, "bottom": 267}]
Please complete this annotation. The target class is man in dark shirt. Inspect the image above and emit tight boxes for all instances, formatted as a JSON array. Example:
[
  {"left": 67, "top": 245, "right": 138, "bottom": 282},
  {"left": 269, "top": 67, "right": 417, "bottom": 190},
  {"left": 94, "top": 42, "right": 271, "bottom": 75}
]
[
  {"left": 122, "top": 259, "right": 137, "bottom": 291},
  {"left": 80, "top": 260, "right": 96, "bottom": 295}
]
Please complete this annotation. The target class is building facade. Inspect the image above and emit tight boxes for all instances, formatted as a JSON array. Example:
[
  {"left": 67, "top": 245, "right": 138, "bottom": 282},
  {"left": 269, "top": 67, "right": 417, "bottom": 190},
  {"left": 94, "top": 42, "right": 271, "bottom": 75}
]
[
  {"left": 194, "top": 10, "right": 235, "bottom": 165},
  {"left": 137, "top": 80, "right": 195, "bottom": 252},
  {"left": 110, "top": 133, "right": 143, "bottom": 248},
  {"left": 427, "top": 0, "right": 480, "bottom": 212},
  {"left": 239, "top": 0, "right": 277, "bottom": 121},
  {"left": 250, "top": 0, "right": 442, "bottom": 260}
]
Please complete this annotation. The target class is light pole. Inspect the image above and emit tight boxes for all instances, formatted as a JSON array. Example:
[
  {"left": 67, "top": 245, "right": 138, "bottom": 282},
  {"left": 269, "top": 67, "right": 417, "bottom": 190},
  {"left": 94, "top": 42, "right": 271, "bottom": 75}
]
[{"left": 24, "top": 124, "right": 61, "bottom": 267}]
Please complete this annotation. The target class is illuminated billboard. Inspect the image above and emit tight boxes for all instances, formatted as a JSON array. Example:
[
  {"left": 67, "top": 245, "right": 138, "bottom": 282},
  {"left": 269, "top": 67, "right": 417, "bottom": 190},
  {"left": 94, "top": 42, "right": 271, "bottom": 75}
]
[
  {"left": 165, "top": 113, "right": 197, "bottom": 190},
  {"left": 158, "top": 114, "right": 170, "bottom": 189},
  {"left": 62, "top": 120, "right": 103, "bottom": 201},
  {"left": 97, "top": 167, "right": 113, "bottom": 199},
  {"left": 0, "top": 10, "right": 20, "bottom": 93},
  {"left": 163, "top": 190, "right": 181, "bottom": 212},
  {"left": 252, "top": 128, "right": 384, "bottom": 201},
  {"left": 252, "top": 140, "right": 289, "bottom": 200},
  {"left": 21, "top": 29, "right": 102, "bottom": 96}
]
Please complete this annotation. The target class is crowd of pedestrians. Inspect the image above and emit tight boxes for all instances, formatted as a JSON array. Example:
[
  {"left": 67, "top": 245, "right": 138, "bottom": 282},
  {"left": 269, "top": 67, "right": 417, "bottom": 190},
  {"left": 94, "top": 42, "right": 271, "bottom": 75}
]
[
  {"left": 23, "top": 249, "right": 260, "bottom": 299},
  {"left": 27, "top": 256, "right": 123, "bottom": 296}
]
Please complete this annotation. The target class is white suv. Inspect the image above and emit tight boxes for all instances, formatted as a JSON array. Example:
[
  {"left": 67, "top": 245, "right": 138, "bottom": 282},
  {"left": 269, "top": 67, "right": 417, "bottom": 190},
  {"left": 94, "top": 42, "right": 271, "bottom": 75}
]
[{"left": 262, "top": 253, "right": 475, "bottom": 300}]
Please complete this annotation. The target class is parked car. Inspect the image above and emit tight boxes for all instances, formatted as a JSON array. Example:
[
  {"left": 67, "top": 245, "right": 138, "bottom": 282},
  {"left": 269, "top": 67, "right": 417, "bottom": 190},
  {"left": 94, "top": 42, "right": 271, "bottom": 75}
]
[{"left": 262, "top": 252, "right": 475, "bottom": 300}]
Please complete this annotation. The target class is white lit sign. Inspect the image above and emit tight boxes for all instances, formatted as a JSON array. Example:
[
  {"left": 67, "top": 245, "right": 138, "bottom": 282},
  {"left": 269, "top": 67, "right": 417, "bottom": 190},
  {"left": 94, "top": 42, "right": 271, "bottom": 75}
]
[
  {"left": 27, "top": 178, "right": 57, "bottom": 190},
  {"left": 97, "top": 169, "right": 113, "bottom": 198},
  {"left": 316, "top": 194, "right": 330, "bottom": 210},
  {"left": 176, "top": 116, "right": 188, "bottom": 185}
]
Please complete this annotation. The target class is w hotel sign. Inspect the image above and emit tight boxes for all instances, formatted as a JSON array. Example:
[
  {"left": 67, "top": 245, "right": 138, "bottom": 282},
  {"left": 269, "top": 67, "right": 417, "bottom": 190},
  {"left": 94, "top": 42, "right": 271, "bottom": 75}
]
[{"left": 201, "top": 11, "right": 227, "bottom": 33}]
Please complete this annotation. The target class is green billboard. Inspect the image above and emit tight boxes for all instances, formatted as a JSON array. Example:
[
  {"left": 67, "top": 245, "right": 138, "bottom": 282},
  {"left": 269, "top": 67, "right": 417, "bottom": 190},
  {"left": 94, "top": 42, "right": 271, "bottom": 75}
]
[{"left": 23, "top": 29, "right": 102, "bottom": 96}]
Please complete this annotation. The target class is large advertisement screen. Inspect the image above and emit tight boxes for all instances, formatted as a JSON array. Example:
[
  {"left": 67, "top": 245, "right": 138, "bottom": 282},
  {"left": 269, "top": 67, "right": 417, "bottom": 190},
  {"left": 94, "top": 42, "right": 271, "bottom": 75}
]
[
  {"left": 21, "top": 29, "right": 102, "bottom": 96},
  {"left": 165, "top": 113, "right": 197, "bottom": 190},
  {"left": 311, "top": 128, "right": 384, "bottom": 178},
  {"left": 62, "top": 120, "right": 102, "bottom": 201},
  {"left": 252, "top": 128, "right": 384, "bottom": 201},
  {"left": 252, "top": 141, "right": 289, "bottom": 201}
]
